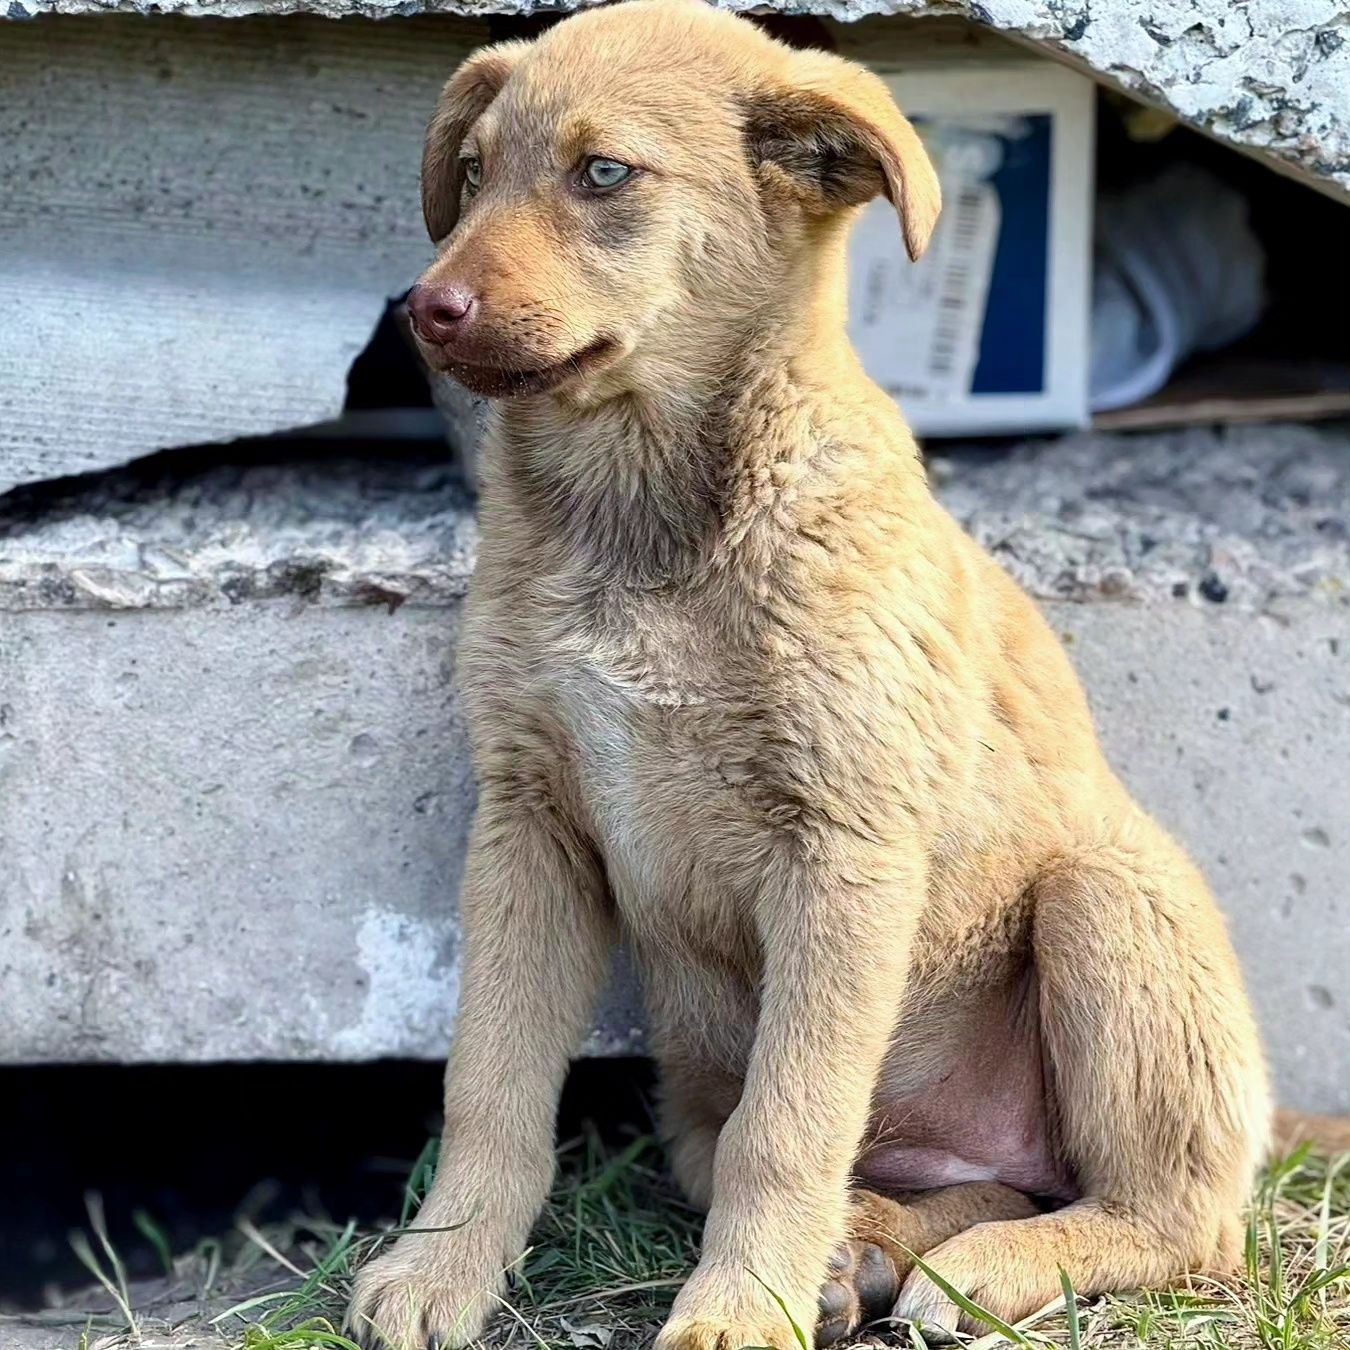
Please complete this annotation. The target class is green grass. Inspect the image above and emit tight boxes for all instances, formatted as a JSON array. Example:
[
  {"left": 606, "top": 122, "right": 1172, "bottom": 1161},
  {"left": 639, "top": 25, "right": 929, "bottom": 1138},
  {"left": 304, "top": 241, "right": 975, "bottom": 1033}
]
[
  {"left": 227, "top": 1131, "right": 706, "bottom": 1350},
  {"left": 36, "top": 1136, "right": 1350, "bottom": 1350}
]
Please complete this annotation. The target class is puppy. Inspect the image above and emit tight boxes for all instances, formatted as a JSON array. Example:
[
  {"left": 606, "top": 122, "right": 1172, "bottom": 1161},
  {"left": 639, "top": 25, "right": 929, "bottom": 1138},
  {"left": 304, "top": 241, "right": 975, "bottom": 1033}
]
[{"left": 349, "top": 2, "right": 1283, "bottom": 1345}]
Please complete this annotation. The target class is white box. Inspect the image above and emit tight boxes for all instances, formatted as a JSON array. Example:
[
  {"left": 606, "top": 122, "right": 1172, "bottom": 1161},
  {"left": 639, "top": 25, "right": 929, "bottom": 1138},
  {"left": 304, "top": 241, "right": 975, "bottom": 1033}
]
[{"left": 841, "top": 27, "right": 1095, "bottom": 437}]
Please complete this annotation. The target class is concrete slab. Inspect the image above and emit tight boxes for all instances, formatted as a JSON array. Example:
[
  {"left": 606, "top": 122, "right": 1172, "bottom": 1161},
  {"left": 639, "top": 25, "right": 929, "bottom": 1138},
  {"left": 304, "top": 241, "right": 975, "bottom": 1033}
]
[
  {"left": 0, "top": 424, "right": 1346, "bottom": 1111},
  {"left": 0, "top": 597, "right": 645, "bottom": 1062},
  {"left": 0, "top": 17, "right": 483, "bottom": 495},
  {"left": 0, "top": 600, "right": 476, "bottom": 1062}
]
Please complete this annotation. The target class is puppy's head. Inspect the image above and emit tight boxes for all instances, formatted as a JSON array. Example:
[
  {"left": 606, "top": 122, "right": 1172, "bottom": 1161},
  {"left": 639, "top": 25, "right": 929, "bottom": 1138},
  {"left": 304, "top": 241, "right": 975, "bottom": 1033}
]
[{"left": 407, "top": 0, "right": 939, "bottom": 402}]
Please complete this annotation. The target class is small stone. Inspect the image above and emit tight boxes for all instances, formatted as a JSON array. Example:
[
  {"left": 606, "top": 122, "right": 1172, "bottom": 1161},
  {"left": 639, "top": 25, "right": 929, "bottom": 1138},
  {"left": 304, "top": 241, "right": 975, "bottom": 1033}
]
[{"left": 1199, "top": 573, "right": 1230, "bottom": 604}]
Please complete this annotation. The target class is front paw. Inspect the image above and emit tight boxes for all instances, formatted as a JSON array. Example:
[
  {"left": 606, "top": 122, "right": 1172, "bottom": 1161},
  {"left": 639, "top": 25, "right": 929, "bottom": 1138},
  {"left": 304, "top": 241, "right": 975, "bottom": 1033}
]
[
  {"left": 656, "top": 1268, "right": 814, "bottom": 1350},
  {"left": 346, "top": 1232, "right": 508, "bottom": 1350},
  {"left": 654, "top": 1315, "right": 801, "bottom": 1350}
]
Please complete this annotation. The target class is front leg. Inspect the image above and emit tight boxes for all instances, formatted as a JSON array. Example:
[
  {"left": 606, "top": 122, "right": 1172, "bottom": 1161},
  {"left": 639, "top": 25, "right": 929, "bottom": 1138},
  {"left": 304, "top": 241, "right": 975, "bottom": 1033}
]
[
  {"left": 348, "top": 786, "right": 613, "bottom": 1350},
  {"left": 657, "top": 849, "right": 921, "bottom": 1350}
]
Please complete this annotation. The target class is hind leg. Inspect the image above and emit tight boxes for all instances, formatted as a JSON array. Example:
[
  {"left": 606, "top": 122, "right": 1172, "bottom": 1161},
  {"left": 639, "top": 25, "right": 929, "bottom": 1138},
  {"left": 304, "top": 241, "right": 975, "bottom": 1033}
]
[
  {"left": 895, "top": 838, "right": 1270, "bottom": 1334},
  {"left": 658, "top": 1058, "right": 737, "bottom": 1212},
  {"left": 817, "top": 1184, "right": 1040, "bottom": 1344}
]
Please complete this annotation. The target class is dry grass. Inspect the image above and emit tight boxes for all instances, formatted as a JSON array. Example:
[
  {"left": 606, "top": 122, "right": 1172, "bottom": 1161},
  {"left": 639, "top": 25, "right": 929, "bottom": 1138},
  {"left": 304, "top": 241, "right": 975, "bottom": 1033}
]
[{"left": 30, "top": 1136, "right": 1349, "bottom": 1350}]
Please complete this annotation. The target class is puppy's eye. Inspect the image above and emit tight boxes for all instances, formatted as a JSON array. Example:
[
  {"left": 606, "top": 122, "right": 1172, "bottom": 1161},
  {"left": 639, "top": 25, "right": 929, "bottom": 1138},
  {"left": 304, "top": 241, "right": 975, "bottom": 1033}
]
[
  {"left": 461, "top": 156, "right": 482, "bottom": 190},
  {"left": 582, "top": 157, "right": 633, "bottom": 191}
]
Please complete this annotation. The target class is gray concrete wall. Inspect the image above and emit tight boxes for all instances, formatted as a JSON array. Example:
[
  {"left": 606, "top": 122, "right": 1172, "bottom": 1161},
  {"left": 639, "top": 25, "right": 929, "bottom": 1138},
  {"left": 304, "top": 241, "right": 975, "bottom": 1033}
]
[
  {"left": 0, "top": 601, "right": 645, "bottom": 1062},
  {"left": 0, "top": 17, "right": 481, "bottom": 493},
  {"left": 0, "top": 425, "right": 1346, "bottom": 1110},
  {"left": 1, "top": 603, "right": 476, "bottom": 1063},
  {"left": 1055, "top": 601, "right": 1350, "bottom": 1114},
  {"left": 2, "top": 598, "right": 1344, "bottom": 1107}
]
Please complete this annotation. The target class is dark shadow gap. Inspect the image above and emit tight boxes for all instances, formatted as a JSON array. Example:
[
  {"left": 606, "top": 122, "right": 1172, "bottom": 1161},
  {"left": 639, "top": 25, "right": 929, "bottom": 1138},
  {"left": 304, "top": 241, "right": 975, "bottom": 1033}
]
[{"left": 0, "top": 1058, "right": 656, "bottom": 1310}]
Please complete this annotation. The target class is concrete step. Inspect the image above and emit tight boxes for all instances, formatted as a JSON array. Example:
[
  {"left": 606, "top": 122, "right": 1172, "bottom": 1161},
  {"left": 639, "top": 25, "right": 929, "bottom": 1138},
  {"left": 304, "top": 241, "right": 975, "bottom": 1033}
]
[{"left": 1, "top": 422, "right": 1346, "bottom": 1112}]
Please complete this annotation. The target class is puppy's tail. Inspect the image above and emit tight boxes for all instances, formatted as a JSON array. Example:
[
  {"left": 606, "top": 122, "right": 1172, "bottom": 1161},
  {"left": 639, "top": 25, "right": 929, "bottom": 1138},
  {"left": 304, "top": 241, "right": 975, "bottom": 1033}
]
[{"left": 1273, "top": 1107, "right": 1350, "bottom": 1156}]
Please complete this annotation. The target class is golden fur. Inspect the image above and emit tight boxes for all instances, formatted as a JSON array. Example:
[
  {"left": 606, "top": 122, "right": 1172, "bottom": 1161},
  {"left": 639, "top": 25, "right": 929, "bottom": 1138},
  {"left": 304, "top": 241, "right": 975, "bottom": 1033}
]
[{"left": 344, "top": 4, "right": 1328, "bottom": 1346}]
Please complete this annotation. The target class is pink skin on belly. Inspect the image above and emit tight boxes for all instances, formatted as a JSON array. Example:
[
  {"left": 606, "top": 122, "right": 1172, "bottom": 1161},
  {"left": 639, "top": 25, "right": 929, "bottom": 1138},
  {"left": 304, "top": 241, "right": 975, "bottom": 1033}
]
[
  {"left": 854, "top": 970, "right": 1078, "bottom": 1202},
  {"left": 854, "top": 1109, "right": 1074, "bottom": 1199}
]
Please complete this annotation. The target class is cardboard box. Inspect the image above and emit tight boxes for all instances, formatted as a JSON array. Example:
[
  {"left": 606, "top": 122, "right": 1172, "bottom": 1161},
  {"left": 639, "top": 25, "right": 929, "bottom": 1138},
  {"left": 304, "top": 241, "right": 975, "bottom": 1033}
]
[{"left": 841, "top": 24, "right": 1095, "bottom": 437}]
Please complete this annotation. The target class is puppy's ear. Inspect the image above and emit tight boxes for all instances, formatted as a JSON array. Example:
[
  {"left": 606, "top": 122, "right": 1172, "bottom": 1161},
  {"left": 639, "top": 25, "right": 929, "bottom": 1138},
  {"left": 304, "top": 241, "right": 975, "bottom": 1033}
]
[
  {"left": 744, "top": 52, "right": 940, "bottom": 262},
  {"left": 422, "top": 41, "right": 529, "bottom": 242}
]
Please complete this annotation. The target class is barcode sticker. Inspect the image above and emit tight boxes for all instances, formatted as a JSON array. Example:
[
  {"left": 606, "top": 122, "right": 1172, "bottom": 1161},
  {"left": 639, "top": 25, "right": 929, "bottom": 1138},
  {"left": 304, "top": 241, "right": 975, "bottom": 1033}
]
[{"left": 847, "top": 125, "right": 1003, "bottom": 403}]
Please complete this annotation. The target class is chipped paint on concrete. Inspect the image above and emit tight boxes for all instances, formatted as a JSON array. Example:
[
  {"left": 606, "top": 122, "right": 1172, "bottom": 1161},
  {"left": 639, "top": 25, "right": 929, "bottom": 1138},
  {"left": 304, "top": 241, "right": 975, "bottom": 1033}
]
[
  {"left": 332, "top": 907, "right": 461, "bottom": 1057},
  {"left": 4, "top": 2, "right": 1348, "bottom": 199}
]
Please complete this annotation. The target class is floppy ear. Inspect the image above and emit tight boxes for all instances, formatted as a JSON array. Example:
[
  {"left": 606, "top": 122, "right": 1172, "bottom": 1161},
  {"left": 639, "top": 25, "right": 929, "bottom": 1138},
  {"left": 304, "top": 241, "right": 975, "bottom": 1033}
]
[
  {"left": 421, "top": 41, "right": 529, "bottom": 242},
  {"left": 744, "top": 51, "right": 941, "bottom": 262}
]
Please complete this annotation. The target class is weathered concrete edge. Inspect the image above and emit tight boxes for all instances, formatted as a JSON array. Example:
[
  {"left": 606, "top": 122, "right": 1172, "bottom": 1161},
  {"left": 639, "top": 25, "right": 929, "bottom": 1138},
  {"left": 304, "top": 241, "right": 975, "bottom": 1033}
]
[
  {"left": 0, "top": 561, "right": 475, "bottom": 612},
  {"left": 2, "top": 570, "right": 1346, "bottom": 615},
  {"left": 6, "top": 0, "right": 1349, "bottom": 200}
]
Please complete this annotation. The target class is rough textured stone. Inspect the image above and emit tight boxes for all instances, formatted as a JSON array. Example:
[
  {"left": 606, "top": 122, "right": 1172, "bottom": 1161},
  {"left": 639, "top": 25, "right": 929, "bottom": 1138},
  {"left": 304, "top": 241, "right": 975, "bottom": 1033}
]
[
  {"left": 0, "top": 454, "right": 482, "bottom": 611},
  {"left": 1, "top": 425, "right": 1346, "bottom": 1110},
  {"left": 929, "top": 420, "right": 1350, "bottom": 609},
  {"left": 5, "top": 1, "right": 1348, "bottom": 200},
  {"left": 5, "top": 420, "right": 1346, "bottom": 613}
]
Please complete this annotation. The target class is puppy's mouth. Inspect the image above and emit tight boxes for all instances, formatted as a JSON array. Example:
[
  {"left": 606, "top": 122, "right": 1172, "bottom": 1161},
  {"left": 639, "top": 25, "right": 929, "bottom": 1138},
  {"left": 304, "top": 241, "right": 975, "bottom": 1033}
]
[{"left": 431, "top": 338, "right": 616, "bottom": 399}]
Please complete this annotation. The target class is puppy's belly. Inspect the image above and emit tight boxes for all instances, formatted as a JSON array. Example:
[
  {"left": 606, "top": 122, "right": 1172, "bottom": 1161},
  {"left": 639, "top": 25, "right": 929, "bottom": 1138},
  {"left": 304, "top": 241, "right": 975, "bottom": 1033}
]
[
  {"left": 856, "top": 1131, "right": 1069, "bottom": 1198},
  {"left": 859, "top": 969, "right": 1077, "bottom": 1201},
  {"left": 855, "top": 1146, "right": 1015, "bottom": 1189}
]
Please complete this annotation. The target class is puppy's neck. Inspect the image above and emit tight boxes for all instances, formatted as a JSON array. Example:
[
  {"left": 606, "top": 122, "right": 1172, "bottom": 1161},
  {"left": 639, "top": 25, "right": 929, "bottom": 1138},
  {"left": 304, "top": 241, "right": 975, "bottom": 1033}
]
[
  {"left": 492, "top": 257, "right": 885, "bottom": 587},
  {"left": 496, "top": 381, "right": 722, "bottom": 588}
]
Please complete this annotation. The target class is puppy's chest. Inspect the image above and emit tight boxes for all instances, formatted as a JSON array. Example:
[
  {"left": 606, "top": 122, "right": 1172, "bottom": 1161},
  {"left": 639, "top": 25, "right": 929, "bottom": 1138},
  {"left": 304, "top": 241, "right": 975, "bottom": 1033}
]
[{"left": 538, "top": 595, "right": 749, "bottom": 921}]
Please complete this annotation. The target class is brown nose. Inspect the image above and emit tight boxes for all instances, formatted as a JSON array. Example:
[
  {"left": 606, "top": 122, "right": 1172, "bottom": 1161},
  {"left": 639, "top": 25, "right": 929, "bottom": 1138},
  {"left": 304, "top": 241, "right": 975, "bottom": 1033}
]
[{"left": 407, "top": 283, "right": 477, "bottom": 345}]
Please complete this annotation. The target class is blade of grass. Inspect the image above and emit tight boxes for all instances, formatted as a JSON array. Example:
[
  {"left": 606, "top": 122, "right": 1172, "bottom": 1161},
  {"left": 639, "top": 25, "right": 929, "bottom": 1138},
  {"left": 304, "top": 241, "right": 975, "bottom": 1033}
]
[
  {"left": 400, "top": 1137, "right": 440, "bottom": 1227},
  {"left": 745, "top": 1270, "right": 811, "bottom": 1350},
  {"left": 903, "top": 1248, "right": 1035, "bottom": 1346},
  {"left": 212, "top": 1290, "right": 313, "bottom": 1325},
  {"left": 1059, "top": 1269, "right": 1081, "bottom": 1350},
  {"left": 87, "top": 1193, "right": 135, "bottom": 1312},
  {"left": 132, "top": 1209, "right": 174, "bottom": 1276},
  {"left": 1313, "top": 1155, "right": 1346, "bottom": 1274},
  {"left": 198, "top": 1236, "right": 224, "bottom": 1298},
  {"left": 69, "top": 1232, "right": 137, "bottom": 1339},
  {"left": 582, "top": 1137, "right": 653, "bottom": 1199}
]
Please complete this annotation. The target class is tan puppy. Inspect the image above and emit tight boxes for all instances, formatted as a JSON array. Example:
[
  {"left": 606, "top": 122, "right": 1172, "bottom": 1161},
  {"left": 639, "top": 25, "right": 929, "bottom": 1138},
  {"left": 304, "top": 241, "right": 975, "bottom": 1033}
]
[{"left": 349, "top": 2, "right": 1284, "bottom": 1345}]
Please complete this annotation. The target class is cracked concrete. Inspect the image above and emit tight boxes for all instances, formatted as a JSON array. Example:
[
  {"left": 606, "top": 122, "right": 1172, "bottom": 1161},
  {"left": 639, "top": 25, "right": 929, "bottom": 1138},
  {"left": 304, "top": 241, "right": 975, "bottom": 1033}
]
[
  {"left": 3, "top": 422, "right": 1346, "bottom": 612},
  {"left": 929, "top": 421, "right": 1350, "bottom": 609},
  {"left": 4, "top": 2, "right": 1348, "bottom": 199},
  {"left": 0, "top": 454, "right": 482, "bottom": 611},
  {"left": 1, "top": 425, "right": 1346, "bottom": 1109}
]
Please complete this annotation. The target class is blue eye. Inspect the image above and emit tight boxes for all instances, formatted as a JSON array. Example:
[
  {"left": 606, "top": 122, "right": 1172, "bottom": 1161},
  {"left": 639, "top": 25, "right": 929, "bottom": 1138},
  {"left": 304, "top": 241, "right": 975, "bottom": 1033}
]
[
  {"left": 461, "top": 156, "right": 482, "bottom": 189},
  {"left": 583, "top": 157, "right": 633, "bottom": 190}
]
